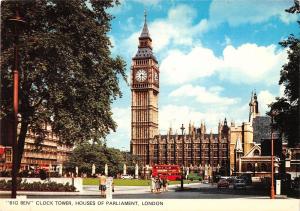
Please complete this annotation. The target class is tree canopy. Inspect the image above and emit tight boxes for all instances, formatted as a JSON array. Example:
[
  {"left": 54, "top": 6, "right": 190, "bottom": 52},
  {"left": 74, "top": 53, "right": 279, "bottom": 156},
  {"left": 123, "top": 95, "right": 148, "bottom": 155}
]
[
  {"left": 268, "top": 3, "right": 299, "bottom": 147},
  {"left": 64, "top": 142, "right": 125, "bottom": 176},
  {"left": 1, "top": 0, "right": 126, "bottom": 157}
]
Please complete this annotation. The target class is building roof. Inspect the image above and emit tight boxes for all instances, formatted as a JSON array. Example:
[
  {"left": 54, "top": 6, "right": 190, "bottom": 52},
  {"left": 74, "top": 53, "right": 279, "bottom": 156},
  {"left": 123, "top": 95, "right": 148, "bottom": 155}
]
[
  {"left": 154, "top": 133, "right": 221, "bottom": 140},
  {"left": 134, "top": 47, "right": 157, "bottom": 61},
  {"left": 140, "top": 10, "right": 151, "bottom": 39},
  {"left": 133, "top": 11, "right": 157, "bottom": 62},
  {"left": 140, "top": 20, "right": 150, "bottom": 38},
  {"left": 244, "top": 144, "right": 261, "bottom": 157}
]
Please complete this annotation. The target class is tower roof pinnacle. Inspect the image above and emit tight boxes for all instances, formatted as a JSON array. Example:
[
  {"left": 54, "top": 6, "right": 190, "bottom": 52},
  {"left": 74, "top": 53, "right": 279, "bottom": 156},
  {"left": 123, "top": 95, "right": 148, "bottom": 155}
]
[{"left": 140, "top": 9, "right": 151, "bottom": 38}]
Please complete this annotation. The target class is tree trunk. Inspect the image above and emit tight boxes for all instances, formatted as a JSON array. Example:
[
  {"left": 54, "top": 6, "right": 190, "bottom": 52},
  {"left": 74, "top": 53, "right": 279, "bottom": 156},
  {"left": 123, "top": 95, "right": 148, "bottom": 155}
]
[
  {"left": 16, "top": 119, "right": 29, "bottom": 172},
  {"left": 10, "top": 117, "right": 29, "bottom": 198}
]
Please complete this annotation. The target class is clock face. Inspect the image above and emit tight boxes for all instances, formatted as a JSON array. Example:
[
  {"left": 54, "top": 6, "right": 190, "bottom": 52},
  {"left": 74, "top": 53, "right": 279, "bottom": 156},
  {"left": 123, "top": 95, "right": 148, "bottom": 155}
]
[
  {"left": 135, "top": 69, "right": 147, "bottom": 82},
  {"left": 154, "top": 72, "right": 159, "bottom": 82}
]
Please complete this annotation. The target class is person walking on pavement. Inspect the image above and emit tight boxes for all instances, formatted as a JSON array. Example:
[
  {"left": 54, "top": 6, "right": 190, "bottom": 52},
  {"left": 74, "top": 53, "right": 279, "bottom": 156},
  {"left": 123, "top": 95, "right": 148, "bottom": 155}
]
[
  {"left": 155, "top": 176, "right": 161, "bottom": 193},
  {"left": 99, "top": 173, "right": 107, "bottom": 197},
  {"left": 162, "top": 176, "right": 168, "bottom": 192},
  {"left": 150, "top": 176, "right": 156, "bottom": 193}
]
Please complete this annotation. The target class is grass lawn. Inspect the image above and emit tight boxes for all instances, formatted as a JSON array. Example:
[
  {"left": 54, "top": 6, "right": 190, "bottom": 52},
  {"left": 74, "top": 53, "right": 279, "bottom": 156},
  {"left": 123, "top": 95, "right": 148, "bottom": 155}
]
[{"left": 83, "top": 178, "right": 199, "bottom": 186}]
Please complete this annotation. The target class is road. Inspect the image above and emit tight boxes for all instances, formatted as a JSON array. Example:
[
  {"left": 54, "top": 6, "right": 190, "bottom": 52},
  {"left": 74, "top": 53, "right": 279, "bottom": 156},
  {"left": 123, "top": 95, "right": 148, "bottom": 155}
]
[{"left": 25, "top": 182, "right": 297, "bottom": 199}]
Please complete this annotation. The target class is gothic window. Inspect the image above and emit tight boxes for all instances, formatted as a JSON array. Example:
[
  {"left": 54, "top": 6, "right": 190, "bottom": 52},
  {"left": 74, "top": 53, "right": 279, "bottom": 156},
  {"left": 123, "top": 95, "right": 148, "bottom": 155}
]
[
  {"left": 253, "top": 149, "right": 260, "bottom": 156},
  {"left": 294, "top": 153, "right": 300, "bottom": 160},
  {"left": 154, "top": 144, "right": 158, "bottom": 157},
  {"left": 247, "top": 163, "right": 253, "bottom": 172},
  {"left": 261, "top": 163, "right": 267, "bottom": 172}
]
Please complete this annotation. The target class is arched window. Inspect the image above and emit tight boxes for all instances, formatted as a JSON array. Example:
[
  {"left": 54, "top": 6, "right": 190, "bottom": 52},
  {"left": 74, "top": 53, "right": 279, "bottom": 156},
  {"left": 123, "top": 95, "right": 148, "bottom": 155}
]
[
  {"left": 247, "top": 163, "right": 253, "bottom": 172},
  {"left": 261, "top": 163, "right": 267, "bottom": 172},
  {"left": 253, "top": 149, "right": 260, "bottom": 156}
]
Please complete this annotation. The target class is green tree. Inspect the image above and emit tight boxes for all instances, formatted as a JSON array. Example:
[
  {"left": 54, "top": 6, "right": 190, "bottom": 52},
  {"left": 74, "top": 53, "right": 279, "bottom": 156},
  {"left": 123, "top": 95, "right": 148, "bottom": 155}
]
[
  {"left": 64, "top": 142, "right": 124, "bottom": 177},
  {"left": 1, "top": 0, "right": 125, "bottom": 197},
  {"left": 268, "top": 2, "right": 299, "bottom": 147}
]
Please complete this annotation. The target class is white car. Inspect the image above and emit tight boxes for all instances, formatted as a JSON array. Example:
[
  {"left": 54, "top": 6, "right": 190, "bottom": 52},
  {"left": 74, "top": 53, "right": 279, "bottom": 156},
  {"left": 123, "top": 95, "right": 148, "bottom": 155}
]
[{"left": 121, "top": 174, "right": 133, "bottom": 179}]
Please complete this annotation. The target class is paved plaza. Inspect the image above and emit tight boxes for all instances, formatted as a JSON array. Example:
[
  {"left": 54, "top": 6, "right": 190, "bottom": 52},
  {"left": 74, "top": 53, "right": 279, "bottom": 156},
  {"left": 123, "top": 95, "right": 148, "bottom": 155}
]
[{"left": 6, "top": 182, "right": 294, "bottom": 199}]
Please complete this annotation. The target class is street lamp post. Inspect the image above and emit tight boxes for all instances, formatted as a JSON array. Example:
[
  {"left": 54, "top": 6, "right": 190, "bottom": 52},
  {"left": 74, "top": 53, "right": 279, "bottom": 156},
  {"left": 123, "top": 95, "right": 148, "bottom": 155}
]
[
  {"left": 270, "top": 111, "right": 276, "bottom": 199},
  {"left": 180, "top": 124, "right": 185, "bottom": 190},
  {"left": 7, "top": 5, "right": 26, "bottom": 199}
]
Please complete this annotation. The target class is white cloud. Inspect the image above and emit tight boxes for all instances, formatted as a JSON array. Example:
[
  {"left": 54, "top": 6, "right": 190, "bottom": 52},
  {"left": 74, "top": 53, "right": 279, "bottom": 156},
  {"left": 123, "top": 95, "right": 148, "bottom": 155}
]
[
  {"left": 107, "top": 0, "right": 131, "bottom": 15},
  {"left": 109, "top": 35, "right": 116, "bottom": 54},
  {"left": 106, "top": 107, "right": 131, "bottom": 150},
  {"left": 209, "top": 0, "right": 298, "bottom": 26},
  {"left": 159, "top": 103, "right": 249, "bottom": 134},
  {"left": 160, "top": 43, "right": 287, "bottom": 85},
  {"left": 218, "top": 44, "right": 287, "bottom": 84},
  {"left": 150, "top": 5, "right": 208, "bottom": 51},
  {"left": 224, "top": 36, "right": 232, "bottom": 46},
  {"left": 170, "top": 84, "right": 239, "bottom": 106},
  {"left": 132, "top": 0, "right": 162, "bottom": 5},
  {"left": 279, "top": 84, "right": 285, "bottom": 97},
  {"left": 123, "top": 4, "right": 209, "bottom": 55},
  {"left": 257, "top": 90, "right": 276, "bottom": 115},
  {"left": 159, "top": 105, "right": 224, "bottom": 134},
  {"left": 160, "top": 47, "right": 220, "bottom": 85}
]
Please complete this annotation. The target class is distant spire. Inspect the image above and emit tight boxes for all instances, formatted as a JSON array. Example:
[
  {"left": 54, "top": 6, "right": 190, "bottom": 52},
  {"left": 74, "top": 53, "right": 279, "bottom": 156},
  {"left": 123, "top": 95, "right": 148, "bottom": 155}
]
[
  {"left": 253, "top": 89, "right": 257, "bottom": 100},
  {"left": 140, "top": 9, "right": 150, "bottom": 38},
  {"left": 235, "top": 137, "right": 243, "bottom": 153},
  {"left": 250, "top": 91, "right": 253, "bottom": 102}
]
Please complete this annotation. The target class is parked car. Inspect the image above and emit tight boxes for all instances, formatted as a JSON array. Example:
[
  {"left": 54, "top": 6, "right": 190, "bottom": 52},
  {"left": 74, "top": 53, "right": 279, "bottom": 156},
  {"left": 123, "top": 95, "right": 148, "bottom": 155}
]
[
  {"left": 233, "top": 179, "right": 246, "bottom": 189},
  {"left": 214, "top": 175, "right": 222, "bottom": 183},
  {"left": 226, "top": 176, "right": 237, "bottom": 184},
  {"left": 217, "top": 179, "right": 230, "bottom": 188},
  {"left": 121, "top": 174, "right": 133, "bottom": 179},
  {"left": 238, "top": 173, "right": 252, "bottom": 185},
  {"left": 291, "top": 177, "right": 300, "bottom": 190}
]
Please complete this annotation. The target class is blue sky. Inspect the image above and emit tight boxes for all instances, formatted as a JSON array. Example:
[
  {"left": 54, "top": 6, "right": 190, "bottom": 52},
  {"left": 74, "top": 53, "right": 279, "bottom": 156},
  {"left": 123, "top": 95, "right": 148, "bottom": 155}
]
[{"left": 105, "top": 0, "right": 299, "bottom": 150}]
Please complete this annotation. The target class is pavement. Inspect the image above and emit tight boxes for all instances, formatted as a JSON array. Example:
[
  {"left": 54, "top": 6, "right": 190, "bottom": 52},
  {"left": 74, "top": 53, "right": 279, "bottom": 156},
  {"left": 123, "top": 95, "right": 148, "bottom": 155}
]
[{"left": 0, "top": 182, "right": 298, "bottom": 199}]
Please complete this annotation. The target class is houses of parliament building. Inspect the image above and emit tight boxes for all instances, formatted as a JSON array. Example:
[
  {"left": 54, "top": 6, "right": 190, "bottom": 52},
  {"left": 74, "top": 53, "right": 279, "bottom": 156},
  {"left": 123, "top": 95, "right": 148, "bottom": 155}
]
[{"left": 129, "top": 13, "right": 251, "bottom": 175}]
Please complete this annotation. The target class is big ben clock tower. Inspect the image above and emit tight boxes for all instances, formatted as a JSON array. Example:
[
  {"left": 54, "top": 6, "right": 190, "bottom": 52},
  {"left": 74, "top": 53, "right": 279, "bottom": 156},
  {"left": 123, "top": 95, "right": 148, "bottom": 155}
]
[{"left": 130, "top": 12, "right": 159, "bottom": 165}]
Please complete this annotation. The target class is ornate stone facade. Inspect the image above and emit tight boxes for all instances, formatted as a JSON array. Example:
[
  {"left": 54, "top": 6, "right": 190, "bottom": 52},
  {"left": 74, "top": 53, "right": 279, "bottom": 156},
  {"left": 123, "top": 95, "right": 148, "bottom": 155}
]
[
  {"left": 0, "top": 122, "right": 72, "bottom": 172},
  {"left": 149, "top": 121, "right": 230, "bottom": 174},
  {"left": 130, "top": 13, "right": 159, "bottom": 165}
]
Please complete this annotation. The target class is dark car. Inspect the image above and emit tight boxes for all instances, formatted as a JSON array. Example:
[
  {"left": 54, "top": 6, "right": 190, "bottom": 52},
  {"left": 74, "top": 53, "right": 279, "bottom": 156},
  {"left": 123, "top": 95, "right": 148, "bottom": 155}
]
[
  {"left": 233, "top": 179, "right": 246, "bottom": 189},
  {"left": 292, "top": 177, "right": 300, "bottom": 190},
  {"left": 217, "top": 179, "right": 230, "bottom": 188},
  {"left": 238, "top": 173, "right": 252, "bottom": 185}
]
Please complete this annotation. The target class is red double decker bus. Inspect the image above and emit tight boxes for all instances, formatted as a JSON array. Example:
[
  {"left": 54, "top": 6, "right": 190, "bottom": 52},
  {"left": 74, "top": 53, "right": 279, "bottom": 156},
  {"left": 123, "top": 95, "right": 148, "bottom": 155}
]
[{"left": 152, "top": 164, "right": 181, "bottom": 181}]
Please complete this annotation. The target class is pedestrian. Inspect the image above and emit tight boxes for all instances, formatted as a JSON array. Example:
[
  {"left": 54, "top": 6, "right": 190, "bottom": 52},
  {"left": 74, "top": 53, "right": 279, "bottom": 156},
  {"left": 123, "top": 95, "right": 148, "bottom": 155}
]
[
  {"left": 155, "top": 176, "right": 161, "bottom": 193},
  {"left": 162, "top": 177, "right": 168, "bottom": 192},
  {"left": 150, "top": 176, "right": 155, "bottom": 193},
  {"left": 112, "top": 179, "right": 115, "bottom": 193},
  {"left": 99, "top": 173, "right": 107, "bottom": 197}
]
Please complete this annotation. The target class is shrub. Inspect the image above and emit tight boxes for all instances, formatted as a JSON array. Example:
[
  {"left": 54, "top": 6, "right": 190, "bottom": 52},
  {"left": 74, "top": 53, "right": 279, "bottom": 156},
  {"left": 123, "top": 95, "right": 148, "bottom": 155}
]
[
  {"left": 0, "top": 179, "right": 76, "bottom": 192},
  {"left": 39, "top": 169, "right": 48, "bottom": 180},
  {"left": 0, "top": 171, "right": 11, "bottom": 177},
  {"left": 187, "top": 173, "right": 202, "bottom": 181}
]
